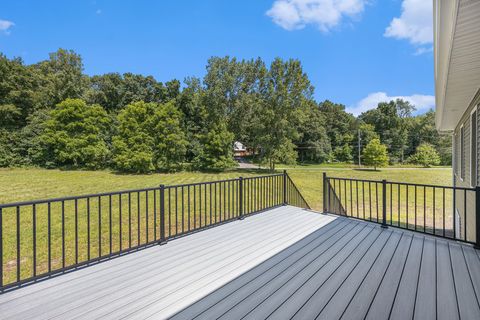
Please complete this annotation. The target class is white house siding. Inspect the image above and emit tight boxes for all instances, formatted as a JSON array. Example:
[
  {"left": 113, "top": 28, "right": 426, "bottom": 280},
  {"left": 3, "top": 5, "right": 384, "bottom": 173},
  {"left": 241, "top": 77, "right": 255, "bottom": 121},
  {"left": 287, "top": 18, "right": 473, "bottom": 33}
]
[{"left": 453, "top": 89, "right": 480, "bottom": 242}]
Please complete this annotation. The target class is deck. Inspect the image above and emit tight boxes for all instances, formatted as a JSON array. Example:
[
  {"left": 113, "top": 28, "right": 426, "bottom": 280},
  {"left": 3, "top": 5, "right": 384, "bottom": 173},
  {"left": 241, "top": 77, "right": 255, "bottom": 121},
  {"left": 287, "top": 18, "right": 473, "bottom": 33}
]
[{"left": 0, "top": 206, "right": 480, "bottom": 319}]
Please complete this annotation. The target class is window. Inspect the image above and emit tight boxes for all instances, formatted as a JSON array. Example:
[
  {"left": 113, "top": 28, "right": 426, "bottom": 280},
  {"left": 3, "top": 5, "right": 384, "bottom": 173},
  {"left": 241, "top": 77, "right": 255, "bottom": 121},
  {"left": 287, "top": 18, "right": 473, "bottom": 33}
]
[
  {"left": 472, "top": 108, "right": 478, "bottom": 186},
  {"left": 461, "top": 125, "right": 465, "bottom": 180}
]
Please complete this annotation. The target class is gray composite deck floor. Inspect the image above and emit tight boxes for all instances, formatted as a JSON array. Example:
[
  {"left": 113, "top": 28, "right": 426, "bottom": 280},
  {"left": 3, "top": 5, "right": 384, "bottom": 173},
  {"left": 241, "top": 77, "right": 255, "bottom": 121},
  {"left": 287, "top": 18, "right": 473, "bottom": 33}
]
[{"left": 0, "top": 206, "right": 480, "bottom": 319}]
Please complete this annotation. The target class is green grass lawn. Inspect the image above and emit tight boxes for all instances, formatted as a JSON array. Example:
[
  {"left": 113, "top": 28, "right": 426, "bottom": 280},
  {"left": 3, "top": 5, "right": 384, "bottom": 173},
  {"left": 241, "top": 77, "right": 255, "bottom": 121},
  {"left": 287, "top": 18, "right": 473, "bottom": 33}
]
[{"left": 0, "top": 166, "right": 453, "bottom": 286}]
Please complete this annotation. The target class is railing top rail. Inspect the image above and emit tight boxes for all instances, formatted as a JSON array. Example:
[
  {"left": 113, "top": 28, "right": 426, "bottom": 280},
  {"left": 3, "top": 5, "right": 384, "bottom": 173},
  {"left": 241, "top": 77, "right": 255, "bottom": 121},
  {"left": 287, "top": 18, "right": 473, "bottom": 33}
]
[
  {"left": 0, "top": 173, "right": 285, "bottom": 209},
  {"left": 243, "top": 173, "right": 284, "bottom": 180},
  {"left": 326, "top": 176, "right": 474, "bottom": 191},
  {"left": 0, "top": 186, "right": 162, "bottom": 209}
]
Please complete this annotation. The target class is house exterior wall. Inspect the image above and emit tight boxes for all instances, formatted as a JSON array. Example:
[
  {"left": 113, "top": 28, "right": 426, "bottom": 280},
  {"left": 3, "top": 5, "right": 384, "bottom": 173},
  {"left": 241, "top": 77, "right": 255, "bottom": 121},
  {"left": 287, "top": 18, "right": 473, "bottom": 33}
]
[{"left": 453, "top": 89, "right": 480, "bottom": 242}]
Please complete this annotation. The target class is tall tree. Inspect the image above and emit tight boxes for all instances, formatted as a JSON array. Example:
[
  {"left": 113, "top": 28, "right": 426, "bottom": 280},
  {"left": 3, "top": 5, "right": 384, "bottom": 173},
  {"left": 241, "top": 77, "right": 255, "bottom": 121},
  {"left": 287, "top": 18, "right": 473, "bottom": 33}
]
[
  {"left": 318, "top": 100, "right": 356, "bottom": 161},
  {"left": 37, "top": 99, "right": 111, "bottom": 168},
  {"left": 255, "top": 58, "right": 314, "bottom": 170}
]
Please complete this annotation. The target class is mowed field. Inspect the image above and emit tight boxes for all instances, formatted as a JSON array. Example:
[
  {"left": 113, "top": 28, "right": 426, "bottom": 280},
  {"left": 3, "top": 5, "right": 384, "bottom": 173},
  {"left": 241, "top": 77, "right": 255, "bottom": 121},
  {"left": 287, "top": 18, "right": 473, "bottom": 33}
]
[{"left": 0, "top": 166, "right": 452, "bottom": 286}]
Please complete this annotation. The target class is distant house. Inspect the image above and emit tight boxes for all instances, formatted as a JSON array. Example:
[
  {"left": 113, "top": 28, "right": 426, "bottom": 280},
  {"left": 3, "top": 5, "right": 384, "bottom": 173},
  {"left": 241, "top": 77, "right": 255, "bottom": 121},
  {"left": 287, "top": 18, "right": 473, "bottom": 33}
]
[
  {"left": 233, "top": 141, "right": 248, "bottom": 157},
  {"left": 434, "top": 0, "right": 480, "bottom": 239}
]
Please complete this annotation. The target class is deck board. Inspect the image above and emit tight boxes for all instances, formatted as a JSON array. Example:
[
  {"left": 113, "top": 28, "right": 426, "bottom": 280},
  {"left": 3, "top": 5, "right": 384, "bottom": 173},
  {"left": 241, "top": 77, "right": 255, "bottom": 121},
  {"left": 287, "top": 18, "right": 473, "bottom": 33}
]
[{"left": 1, "top": 205, "right": 480, "bottom": 320}]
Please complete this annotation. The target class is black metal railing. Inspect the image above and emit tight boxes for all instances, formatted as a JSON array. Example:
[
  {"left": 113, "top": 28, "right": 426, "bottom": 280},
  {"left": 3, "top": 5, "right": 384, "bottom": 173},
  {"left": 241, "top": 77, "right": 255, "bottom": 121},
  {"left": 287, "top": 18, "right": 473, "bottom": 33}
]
[
  {"left": 0, "top": 171, "right": 309, "bottom": 291},
  {"left": 323, "top": 173, "right": 480, "bottom": 246}
]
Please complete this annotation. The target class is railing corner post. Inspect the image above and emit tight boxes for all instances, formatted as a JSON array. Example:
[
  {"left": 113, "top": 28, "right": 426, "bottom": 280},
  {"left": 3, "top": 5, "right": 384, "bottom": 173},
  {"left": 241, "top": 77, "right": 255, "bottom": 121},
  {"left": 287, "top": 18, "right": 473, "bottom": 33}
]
[
  {"left": 283, "top": 170, "right": 287, "bottom": 206},
  {"left": 475, "top": 186, "right": 480, "bottom": 248},
  {"left": 323, "top": 172, "right": 327, "bottom": 213},
  {"left": 238, "top": 177, "right": 244, "bottom": 220},
  {"left": 381, "top": 179, "right": 388, "bottom": 228},
  {"left": 159, "top": 184, "right": 168, "bottom": 245}
]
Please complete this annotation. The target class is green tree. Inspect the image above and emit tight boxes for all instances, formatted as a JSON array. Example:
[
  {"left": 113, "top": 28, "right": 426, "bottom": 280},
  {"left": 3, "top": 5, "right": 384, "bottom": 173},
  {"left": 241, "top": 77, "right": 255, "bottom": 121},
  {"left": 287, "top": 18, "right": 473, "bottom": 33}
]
[
  {"left": 193, "top": 122, "right": 236, "bottom": 170},
  {"left": 39, "top": 99, "right": 110, "bottom": 168},
  {"left": 152, "top": 101, "right": 188, "bottom": 171},
  {"left": 334, "top": 144, "right": 353, "bottom": 163},
  {"left": 294, "top": 102, "right": 331, "bottom": 163},
  {"left": 363, "top": 138, "right": 389, "bottom": 170},
  {"left": 318, "top": 100, "right": 356, "bottom": 162},
  {"left": 112, "top": 101, "right": 188, "bottom": 173},
  {"left": 408, "top": 110, "right": 451, "bottom": 165},
  {"left": 359, "top": 99, "right": 413, "bottom": 163},
  {"left": 255, "top": 58, "right": 313, "bottom": 170},
  {"left": 35, "top": 49, "right": 88, "bottom": 106},
  {"left": 409, "top": 143, "right": 441, "bottom": 167}
]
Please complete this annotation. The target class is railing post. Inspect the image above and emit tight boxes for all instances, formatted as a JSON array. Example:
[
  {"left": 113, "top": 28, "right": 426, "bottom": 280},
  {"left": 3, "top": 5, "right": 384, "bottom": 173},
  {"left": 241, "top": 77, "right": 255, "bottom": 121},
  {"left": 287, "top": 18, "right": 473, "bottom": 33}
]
[
  {"left": 0, "top": 207, "right": 2, "bottom": 289},
  {"left": 239, "top": 177, "right": 244, "bottom": 220},
  {"left": 382, "top": 179, "right": 388, "bottom": 228},
  {"left": 159, "top": 184, "right": 167, "bottom": 244},
  {"left": 323, "top": 172, "right": 327, "bottom": 213},
  {"left": 475, "top": 186, "right": 480, "bottom": 248},
  {"left": 283, "top": 170, "right": 287, "bottom": 205}
]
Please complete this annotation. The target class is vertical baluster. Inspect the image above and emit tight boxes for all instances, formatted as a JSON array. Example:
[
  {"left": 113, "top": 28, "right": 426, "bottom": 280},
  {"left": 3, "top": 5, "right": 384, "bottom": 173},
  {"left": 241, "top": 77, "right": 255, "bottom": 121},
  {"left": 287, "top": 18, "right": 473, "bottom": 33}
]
[
  {"left": 223, "top": 181, "right": 226, "bottom": 221},
  {"left": 169, "top": 188, "right": 172, "bottom": 236},
  {"left": 98, "top": 196, "right": 101, "bottom": 257},
  {"left": 464, "top": 189, "right": 467, "bottom": 241},
  {"left": 128, "top": 193, "right": 132, "bottom": 248},
  {"left": 61, "top": 201, "right": 65, "bottom": 268},
  {"left": 375, "top": 183, "right": 379, "bottom": 222},
  {"left": 390, "top": 184, "right": 393, "bottom": 225},
  {"left": 188, "top": 186, "right": 191, "bottom": 231},
  {"left": 424, "top": 186, "right": 426, "bottom": 233},
  {"left": 199, "top": 184, "right": 202, "bottom": 227},
  {"left": 194, "top": 185, "right": 197, "bottom": 229},
  {"left": 16, "top": 206, "right": 20, "bottom": 281},
  {"left": 414, "top": 186, "right": 417, "bottom": 231},
  {"left": 350, "top": 180, "right": 353, "bottom": 216},
  {"left": 209, "top": 184, "right": 212, "bottom": 224},
  {"left": 48, "top": 202, "right": 51, "bottom": 272},
  {"left": 109, "top": 195, "right": 112, "bottom": 254},
  {"left": 453, "top": 187, "right": 456, "bottom": 239},
  {"left": 433, "top": 188, "right": 436, "bottom": 235},
  {"left": 32, "top": 204, "right": 36, "bottom": 277},
  {"left": 239, "top": 177, "right": 244, "bottom": 219},
  {"left": 204, "top": 184, "right": 207, "bottom": 226},
  {"left": 406, "top": 185, "right": 409, "bottom": 229},
  {"left": 159, "top": 185, "right": 166, "bottom": 244},
  {"left": 75, "top": 199, "right": 78, "bottom": 264},
  {"left": 119, "top": 194, "right": 123, "bottom": 250},
  {"left": 175, "top": 187, "right": 178, "bottom": 236},
  {"left": 356, "top": 180, "right": 359, "bottom": 218},
  {"left": 362, "top": 181, "right": 365, "bottom": 219},
  {"left": 214, "top": 183, "right": 217, "bottom": 222},
  {"left": 182, "top": 186, "right": 185, "bottom": 233},
  {"left": 87, "top": 197, "right": 90, "bottom": 260},
  {"left": 443, "top": 188, "right": 446, "bottom": 237},
  {"left": 137, "top": 192, "right": 140, "bottom": 245},
  {"left": 146, "top": 191, "right": 149, "bottom": 243},
  {"left": 368, "top": 182, "right": 372, "bottom": 220},
  {"left": 0, "top": 207, "right": 2, "bottom": 287},
  {"left": 153, "top": 190, "right": 156, "bottom": 240},
  {"left": 398, "top": 184, "right": 400, "bottom": 227}
]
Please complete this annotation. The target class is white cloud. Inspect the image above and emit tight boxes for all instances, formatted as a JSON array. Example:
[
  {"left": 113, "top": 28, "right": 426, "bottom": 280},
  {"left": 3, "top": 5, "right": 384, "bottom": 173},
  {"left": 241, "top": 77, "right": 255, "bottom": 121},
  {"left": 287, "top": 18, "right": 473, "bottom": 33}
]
[
  {"left": 266, "top": 0, "right": 367, "bottom": 32},
  {"left": 0, "top": 19, "right": 14, "bottom": 34},
  {"left": 347, "top": 92, "right": 435, "bottom": 116},
  {"left": 384, "top": 0, "right": 432, "bottom": 54}
]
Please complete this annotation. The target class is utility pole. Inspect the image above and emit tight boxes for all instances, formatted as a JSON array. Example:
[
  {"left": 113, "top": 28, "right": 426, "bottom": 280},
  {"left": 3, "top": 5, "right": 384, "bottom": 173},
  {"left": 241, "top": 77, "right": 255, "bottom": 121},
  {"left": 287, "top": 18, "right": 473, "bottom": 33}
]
[{"left": 358, "top": 129, "right": 361, "bottom": 167}]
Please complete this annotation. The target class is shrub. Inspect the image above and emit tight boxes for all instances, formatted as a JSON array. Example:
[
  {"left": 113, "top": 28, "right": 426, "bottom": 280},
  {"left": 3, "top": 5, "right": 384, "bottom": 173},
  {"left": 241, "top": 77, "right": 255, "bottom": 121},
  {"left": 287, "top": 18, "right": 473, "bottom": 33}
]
[{"left": 362, "top": 138, "right": 389, "bottom": 170}]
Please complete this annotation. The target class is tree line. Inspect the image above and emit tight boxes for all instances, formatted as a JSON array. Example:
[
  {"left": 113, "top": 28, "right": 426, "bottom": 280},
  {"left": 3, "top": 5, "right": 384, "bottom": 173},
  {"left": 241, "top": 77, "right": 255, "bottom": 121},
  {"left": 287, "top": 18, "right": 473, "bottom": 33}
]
[{"left": 0, "top": 49, "right": 451, "bottom": 172}]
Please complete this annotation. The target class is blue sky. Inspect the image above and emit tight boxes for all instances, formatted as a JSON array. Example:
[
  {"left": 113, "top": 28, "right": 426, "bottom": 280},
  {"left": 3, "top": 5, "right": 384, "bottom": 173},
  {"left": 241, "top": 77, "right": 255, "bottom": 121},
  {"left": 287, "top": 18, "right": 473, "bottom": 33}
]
[{"left": 0, "top": 0, "right": 434, "bottom": 115}]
